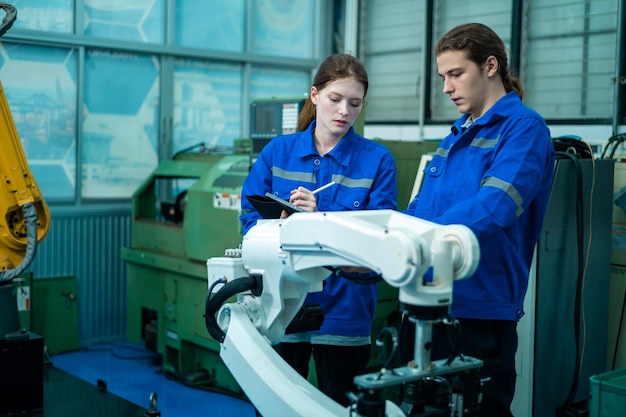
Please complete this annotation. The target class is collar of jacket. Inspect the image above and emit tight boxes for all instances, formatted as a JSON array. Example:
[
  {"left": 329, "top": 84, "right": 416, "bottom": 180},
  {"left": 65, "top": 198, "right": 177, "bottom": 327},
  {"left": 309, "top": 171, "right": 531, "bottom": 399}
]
[
  {"left": 450, "top": 91, "right": 522, "bottom": 135},
  {"left": 294, "top": 119, "right": 357, "bottom": 167}
]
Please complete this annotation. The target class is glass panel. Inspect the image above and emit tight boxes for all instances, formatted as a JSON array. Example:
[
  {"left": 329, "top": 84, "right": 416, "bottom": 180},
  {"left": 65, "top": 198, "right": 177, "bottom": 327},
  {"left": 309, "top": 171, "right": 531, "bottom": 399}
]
[
  {"left": 365, "top": 52, "right": 422, "bottom": 123},
  {"left": 5, "top": 0, "right": 74, "bottom": 33},
  {"left": 173, "top": 59, "right": 242, "bottom": 153},
  {"left": 84, "top": 0, "right": 164, "bottom": 43},
  {"left": 431, "top": 0, "right": 513, "bottom": 121},
  {"left": 252, "top": 0, "right": 314, "bottom": 58},
  {"left": 0, "top": 43, "right": 77, "bottom": 200},
  {"left": 174, "top": 0, "right": 245, "bottom": 52},
  {"left": 249, "top": 65, "right": 309, "bottom": 101},
  {"left": 361, "top": 0, "right": 425, "bottom": 123},
  {"left": 83, "top": 49, "right": 160, "bottom": 198},
  {"left": 523, "top": 0, "right": 618, "bottom": 119}
]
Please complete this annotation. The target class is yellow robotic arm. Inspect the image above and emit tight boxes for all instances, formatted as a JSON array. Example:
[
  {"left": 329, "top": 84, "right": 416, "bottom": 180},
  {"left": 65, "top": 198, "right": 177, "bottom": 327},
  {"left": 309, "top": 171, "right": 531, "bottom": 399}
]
[
  {"left": 0, "top": 3, "right": 50, "bottom": 284},
  {"left": 0, "top": 81, "right": 50, "bottom": 280},
  {"left": 0, "top": 3, "right": 50, "bottom": 281}
]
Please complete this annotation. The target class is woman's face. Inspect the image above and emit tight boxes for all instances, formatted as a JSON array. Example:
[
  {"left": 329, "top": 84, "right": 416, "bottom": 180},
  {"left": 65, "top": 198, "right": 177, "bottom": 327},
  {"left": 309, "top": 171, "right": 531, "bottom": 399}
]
[{"left": 310, "top": 76, "right": 365, "bottom": 142}]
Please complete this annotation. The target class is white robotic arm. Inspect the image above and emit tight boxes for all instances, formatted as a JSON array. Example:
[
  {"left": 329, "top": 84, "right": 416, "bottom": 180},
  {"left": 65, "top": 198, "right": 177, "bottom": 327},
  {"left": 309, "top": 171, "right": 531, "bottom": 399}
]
[{"left": 206, "top": 209, "right": 481, "bottom": 416}]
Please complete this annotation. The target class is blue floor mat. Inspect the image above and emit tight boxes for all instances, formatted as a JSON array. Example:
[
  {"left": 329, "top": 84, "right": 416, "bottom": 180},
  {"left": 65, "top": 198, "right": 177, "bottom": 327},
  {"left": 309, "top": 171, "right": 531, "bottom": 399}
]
[{"left": 50, "top": 342, "right": 256, "bottom": 416}]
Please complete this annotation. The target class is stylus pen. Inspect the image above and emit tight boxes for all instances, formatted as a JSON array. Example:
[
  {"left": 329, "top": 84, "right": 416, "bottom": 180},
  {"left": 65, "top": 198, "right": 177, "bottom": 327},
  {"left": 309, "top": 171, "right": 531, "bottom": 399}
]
[{"left": 311, "top": 181, "right": 337, "bottom": 195}]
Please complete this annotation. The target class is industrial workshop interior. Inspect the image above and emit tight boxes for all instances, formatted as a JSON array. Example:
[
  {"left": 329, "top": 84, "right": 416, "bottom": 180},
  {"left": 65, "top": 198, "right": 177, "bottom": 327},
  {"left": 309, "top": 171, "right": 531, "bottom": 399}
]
[{"left": 1, "top": 0, "right": 626, "bottom": 416}]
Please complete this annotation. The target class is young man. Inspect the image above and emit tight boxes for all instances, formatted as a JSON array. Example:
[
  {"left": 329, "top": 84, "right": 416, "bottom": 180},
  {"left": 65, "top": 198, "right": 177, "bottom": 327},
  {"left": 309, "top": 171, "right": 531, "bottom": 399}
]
[{"left": 403, "top": 23, "right": 555, "bottom": 416}]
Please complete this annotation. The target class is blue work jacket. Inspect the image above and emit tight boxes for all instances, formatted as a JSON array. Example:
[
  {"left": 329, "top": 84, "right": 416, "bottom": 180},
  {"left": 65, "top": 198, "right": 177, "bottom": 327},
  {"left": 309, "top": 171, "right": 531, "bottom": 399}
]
[
  {"left": 406, "top": 91, "right": 555, "bottom": 321},
  {"left": 240, "top": 120, "right": 398, "bottom": 337}
]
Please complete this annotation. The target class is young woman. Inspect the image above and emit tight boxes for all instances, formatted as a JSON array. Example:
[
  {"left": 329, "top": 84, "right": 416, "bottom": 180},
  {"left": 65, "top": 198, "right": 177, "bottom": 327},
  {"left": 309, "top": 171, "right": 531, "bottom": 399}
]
[
  {"left": 402, "top": 23, "right": 555, "bottom": 416},
  {"left": 240, "top": 53, "right": 397, "bottom": 406}
]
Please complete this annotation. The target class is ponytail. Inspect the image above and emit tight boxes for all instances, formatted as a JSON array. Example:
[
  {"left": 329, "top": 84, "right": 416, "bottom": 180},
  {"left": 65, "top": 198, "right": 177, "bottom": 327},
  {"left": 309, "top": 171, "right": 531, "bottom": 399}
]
[
  {"left": 504, "top": 73, "right": 524, "bottom": 100},
  {"left": 297, "top": 97, "right": 316, "bottom": 132}
]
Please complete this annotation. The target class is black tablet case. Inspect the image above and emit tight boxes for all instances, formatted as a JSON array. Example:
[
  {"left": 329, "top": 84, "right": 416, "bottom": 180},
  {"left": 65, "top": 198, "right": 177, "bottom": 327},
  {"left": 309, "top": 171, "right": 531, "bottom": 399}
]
[{"left": 246, "top": 193, "right": 305, "bottom": 219}]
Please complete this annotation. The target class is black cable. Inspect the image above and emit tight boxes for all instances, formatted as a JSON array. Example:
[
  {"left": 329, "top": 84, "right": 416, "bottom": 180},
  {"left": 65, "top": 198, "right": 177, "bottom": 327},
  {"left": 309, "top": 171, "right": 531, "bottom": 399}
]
[
  {"left": 601, "top": 133, "right": 626, "bottom": 159},
  {"left": 375, "top": 326, "right": 399, "bottom": 380},
  {"left": 443, "top": 315, "right": 464, "bottom": 366},
  {"left": 0, "top": 203, "right": 39, "bottom": 283},
  {"left": 553, "top": 136, "right": 593, "bottom": 159},
  {"left": 0, "top": 3, "right": 17, "bottom": 37},
  {"left": 609, "top": 136, "right": 626, "bottom": 159},
  {"left": 207, "top": 276, "right": 226, "bottom": 300},
  {"left": 204, "top": 275, "right": 259, "bottom": 343}
]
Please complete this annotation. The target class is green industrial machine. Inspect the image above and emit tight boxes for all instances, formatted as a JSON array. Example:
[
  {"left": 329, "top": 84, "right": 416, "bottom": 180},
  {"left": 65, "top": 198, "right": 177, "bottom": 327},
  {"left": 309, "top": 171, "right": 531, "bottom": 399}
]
[
  {"left": 122, "top": 144, "right": 251, "bottom": 393},
  {"left": 374, "top": 139, "right": 441, "bottom": 211}
]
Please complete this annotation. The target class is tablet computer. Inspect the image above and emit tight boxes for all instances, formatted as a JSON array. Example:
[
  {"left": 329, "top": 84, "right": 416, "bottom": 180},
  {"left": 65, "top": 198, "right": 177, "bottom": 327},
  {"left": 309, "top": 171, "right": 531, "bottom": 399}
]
[{"left": 246, "top": 192, "right": 305, "bottom": 219}]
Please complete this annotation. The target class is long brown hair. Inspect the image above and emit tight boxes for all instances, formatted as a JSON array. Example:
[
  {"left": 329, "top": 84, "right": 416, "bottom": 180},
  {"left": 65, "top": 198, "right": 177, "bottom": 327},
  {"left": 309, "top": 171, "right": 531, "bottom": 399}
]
[
  {"left": 435, "top": 23, "right": 524, "bottom": 99},
  {"left": 296, "top": 53, "right": 369, "bottom": 132}
]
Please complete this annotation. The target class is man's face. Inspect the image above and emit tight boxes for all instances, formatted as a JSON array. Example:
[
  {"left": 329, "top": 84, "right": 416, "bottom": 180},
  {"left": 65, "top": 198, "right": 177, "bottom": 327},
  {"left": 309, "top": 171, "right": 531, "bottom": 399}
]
[
  {"left": 436, "top": 49, "right": 490, "bottom": 119},
  {"left": 310, "top": 77, "right": 365, "bottom": 140}
]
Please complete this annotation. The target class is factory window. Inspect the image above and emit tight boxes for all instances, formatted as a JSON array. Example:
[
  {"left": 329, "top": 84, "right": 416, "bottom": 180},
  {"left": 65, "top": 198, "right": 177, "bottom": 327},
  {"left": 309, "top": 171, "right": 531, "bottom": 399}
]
[
  {"left": 82, "top": 49, "right": 160, "bottom": 199},
  {"left": 0, "top": 43, "right": 77, "bottom": 201},
  {"left": 251, "top": 0, "right": 316, "bottom": 59},
  {"left": 249, "top": 65, "right": 310, "bottom": 104},
  {"left": 523, "top": 0, "right": 619, "bottom": 120},
  {"left": 172, "top": 59, "right": 243, "bottom": 154},
  {"left": 174, "top": 0, "right": 245, "bottom": 52},
  {"left": 6, "top": 0, "right": 74, "bottom": 33},
  {"left": 83, "top": 0, "right": 165, "bottom": 43},
  {"left": 359, "top": 0, "right": 426, "bottom": 123}
]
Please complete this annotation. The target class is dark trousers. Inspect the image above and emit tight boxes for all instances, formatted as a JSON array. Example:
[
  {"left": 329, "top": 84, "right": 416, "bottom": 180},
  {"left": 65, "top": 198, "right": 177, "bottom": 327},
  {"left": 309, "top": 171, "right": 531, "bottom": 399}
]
[
  {"left": 274, "top": 342, "right": 371, "bottom": 407},
  {"left": 400, "top": 317, "right": 517, "bottom": 417}
]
